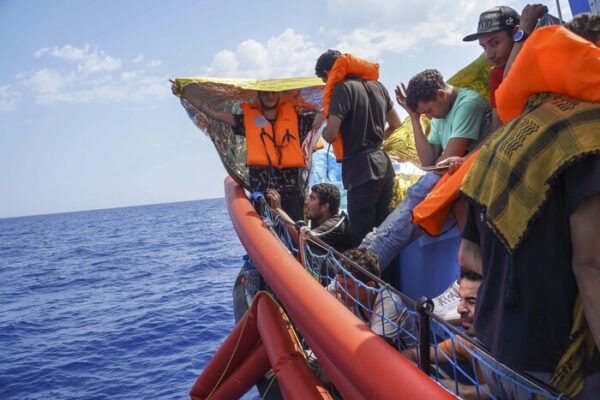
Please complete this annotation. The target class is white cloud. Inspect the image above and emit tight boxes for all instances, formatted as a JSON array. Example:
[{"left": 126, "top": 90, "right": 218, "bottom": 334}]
[
  {"left": 35, "top": 44, "right": 122, "bottom": 74},
  {"left": 199, "top": 1, "right": 526, "bottom": 78},
  {"left": 78, "top": 54, "right": 121, "bottom": 74},
  {"left": 121, "top": 71, "right": 137, "bottom": 80},
  {"left": 322, "top": 0, "right": 526, "bottom": 58},
  {"left": 35, "top": 44, "right": 89, "bottom": 61},
  {"left": 30, "top": 74, "right": 170, "bottom": 104},
  {"left": 26, "top": 68, "right": 68, "bottom": 93},
  {"left": 6, "top": 44, "right": 169, "bottom": 108},
  {"left": 132, "top": 54, "right": 162, "bottom": 67},
  {"left": 146, "top": 59, "right": 162, "bottom": 67},
  {"left": 206, "top": 50, "right": 238, "bottom": 76},
  {"left": 202, "top": 29, "right": 321, "bottom": 78},
  {"left": 0, "top": 85, "right": 20, "bottom": 112}
]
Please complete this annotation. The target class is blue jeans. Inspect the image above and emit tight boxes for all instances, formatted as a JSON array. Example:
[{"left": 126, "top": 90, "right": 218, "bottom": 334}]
[{"left": 360, "top": 172, "right": 441, "bottom": 270}]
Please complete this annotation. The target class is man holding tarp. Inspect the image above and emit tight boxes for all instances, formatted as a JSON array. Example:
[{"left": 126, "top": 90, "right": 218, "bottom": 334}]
[{"left": 172, "top": 83, "right": 322, "bottom": 221}]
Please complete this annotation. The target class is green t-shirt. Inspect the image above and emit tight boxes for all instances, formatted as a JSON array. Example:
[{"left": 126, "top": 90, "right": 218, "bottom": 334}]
[{"left": 428, "top": 88, "right": 491, "bottom": 150}]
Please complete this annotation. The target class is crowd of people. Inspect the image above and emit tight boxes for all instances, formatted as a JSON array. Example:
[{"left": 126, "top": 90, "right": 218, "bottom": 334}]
[{"left": 173, "top": 5, "right": 599, "bottom": 398}]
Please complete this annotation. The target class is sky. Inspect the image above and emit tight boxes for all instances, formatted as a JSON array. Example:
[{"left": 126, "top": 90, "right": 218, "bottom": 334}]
[{"left": 0, "top": 0, "right": 574, "bottom": 218}]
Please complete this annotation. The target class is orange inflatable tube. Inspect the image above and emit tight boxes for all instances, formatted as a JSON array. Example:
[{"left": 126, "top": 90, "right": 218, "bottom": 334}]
[
  {"left": 256, "top": 296, "right": 331, "bottom": 400},
  {"left": 189, "top": 296, "right": 264, "bottom": 400},
  {"left": 224, "top": 177, "right": 455, "bottom": 399},
  {"left": 190, "top": 292, "right": 330, "bottom": 400},
  {"left": 196, "top": 344, "right": 270, "bottom": 400}
]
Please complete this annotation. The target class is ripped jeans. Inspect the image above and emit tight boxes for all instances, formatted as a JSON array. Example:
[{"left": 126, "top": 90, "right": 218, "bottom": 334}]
[{"left": 359, "top": 172, "right": 441, "bottom": 270}]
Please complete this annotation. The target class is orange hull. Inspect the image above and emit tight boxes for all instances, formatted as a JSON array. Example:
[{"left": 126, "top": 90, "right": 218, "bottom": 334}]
[{"left": 214, "top": 177, "right": 454, "bottom": 399}]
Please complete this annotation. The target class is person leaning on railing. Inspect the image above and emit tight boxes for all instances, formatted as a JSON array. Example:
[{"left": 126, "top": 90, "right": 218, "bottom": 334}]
[
  {"left": 266, "top": 183, "right": 352, "bottom": 253},
  {"left": 402, "top": 270, "right": 489, "bottom": 400}
]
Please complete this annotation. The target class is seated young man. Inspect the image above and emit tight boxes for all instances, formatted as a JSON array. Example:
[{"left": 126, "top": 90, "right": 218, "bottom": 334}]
[
  {"left": 332, "top": 248, "right": 415, "bottom": 348},
  {"left": 267, "top": 183, "right": 352, "bottom": 253},
  {"left": 406, "top": 4, "right": 550, "bottom": 322},
  {"left": 360, "top": 69, "right": 490, "bottom": 275},
  {"left": 403, "top": 270, "right": 488, "bottom": 400}
]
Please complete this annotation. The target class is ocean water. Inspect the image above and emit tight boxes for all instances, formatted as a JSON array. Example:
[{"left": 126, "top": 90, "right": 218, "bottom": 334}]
[{"left": 0, "top": 199, "right": 259, "bottom": 399}]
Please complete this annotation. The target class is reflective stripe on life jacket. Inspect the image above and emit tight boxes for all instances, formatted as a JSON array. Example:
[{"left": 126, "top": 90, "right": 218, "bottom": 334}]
[
  {"left": 322, "top": 53, "right": 380, "bottom": 161},
  {"left": 241, "top": 102, "right": 305, "bottom": 169}
]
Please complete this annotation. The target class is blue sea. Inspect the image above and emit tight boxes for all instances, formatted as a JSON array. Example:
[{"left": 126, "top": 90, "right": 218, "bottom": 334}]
[{"left": 0, "top": 199, "right": 259, "bottom": 399}]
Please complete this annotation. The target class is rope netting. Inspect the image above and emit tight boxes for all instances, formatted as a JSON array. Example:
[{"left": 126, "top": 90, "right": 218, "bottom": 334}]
[{"left": 246, "top": 198, "right": 565, "bottom": 400}]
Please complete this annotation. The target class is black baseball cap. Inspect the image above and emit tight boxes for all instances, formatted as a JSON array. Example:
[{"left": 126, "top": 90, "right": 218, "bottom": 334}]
[{"left": 463, "top": 6, "right": 520, "bottom": 42}]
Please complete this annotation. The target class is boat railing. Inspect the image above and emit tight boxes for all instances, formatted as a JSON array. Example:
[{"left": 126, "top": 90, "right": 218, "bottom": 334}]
[{"left": 256, "top": 199, "right": 566, "bottom": 400}]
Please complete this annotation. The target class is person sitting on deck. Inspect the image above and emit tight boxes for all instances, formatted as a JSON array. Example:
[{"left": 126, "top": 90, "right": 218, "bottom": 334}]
[
  {"left": 359, "top": 69, "right": 491, "bottom": 276},
  {"left": 332, "top": 248, "right": 415, "bottom": 348},
  {"left": 402, "top": 270, "right": 488, "bottom": 400},
  {"left": 267, "top": 183, "right": 352, "bottom": 253},
  {"left": 171, "top": 83, "right": 323, "bottom": 221}
]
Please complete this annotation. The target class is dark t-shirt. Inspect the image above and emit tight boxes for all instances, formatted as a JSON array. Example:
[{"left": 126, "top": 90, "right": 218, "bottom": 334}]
[
  {"left": 233, "top": 110, "right": 316, "bottom": 193},
  {"left": 329, "top": 78, "right": 394, "bottom": 190},
  {"left": 463, "top": 155, "right": 600, "bottom": 372},
  {"left": 311, "top": 213, "right": 352, "bottom": 253}
]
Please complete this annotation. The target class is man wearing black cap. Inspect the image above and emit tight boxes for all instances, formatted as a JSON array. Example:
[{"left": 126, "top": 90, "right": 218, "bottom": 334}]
[
  {"left": 463, "top": 6, "right": 519, "bottom": 131},
  {"left": 463, "top": 5, "right": 547, "bottom": 131}
]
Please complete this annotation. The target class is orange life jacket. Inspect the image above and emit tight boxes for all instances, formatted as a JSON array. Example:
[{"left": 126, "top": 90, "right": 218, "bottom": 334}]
[
  {"left": 241, "top": 102, "right": 305, "bottom": 169},
  {"left": 413, "top": 27, "right": 600, "bottom": 235},
  {"left": 496, "top": 25, "right": 600, "bottom": 123},
  {"left": 411, "top": 151, "right": 479, "bottom": 236},
  {"left": 322, "top": 54, "right": 379, "bottom": 161}
]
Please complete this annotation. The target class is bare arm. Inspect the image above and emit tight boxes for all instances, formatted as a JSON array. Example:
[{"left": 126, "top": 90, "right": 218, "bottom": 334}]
[
  {"left": 410, "top": 115, "right": 439, "bottom": 166},
  {"left": 401, "top": 343, "right": 447, "bottom": 365},
  {"left": 570, "top": 194, "right": 600, "bottom": 348},
  {"left": 458, "top": 239, "right": 482, "bottom": 275},
  {"left": 322, "top": 114, "right": 342, "bottom": 144},
  {"left": 395, "top": 83, "right": 439, "bottom": 166},
  {"left": 503, "top": 4, "right": 548, "bottom": 78},
  {"left": 312, "top": 111, "right": 325, "bottom": 129},
  {"left": 436, "top": 137, "right": 472, "bottom": 164},
  {"left": 171, "top": 80, "right": 236, "bottom": 127}
]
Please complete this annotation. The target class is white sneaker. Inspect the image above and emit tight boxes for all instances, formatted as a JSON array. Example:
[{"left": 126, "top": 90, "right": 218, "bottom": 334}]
[{"left": 432, "top": 280, "right": 460, "bottom": 322}]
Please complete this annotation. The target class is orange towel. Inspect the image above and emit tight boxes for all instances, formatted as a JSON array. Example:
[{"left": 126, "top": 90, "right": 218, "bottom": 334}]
[{"left": 411, "top": 151, "right": 479, "bottom": 236}]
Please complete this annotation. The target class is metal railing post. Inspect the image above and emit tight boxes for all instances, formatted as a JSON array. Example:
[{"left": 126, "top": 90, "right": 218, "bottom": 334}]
[{"left": 416, "top": 296, "right": 434, "bottom": 375}]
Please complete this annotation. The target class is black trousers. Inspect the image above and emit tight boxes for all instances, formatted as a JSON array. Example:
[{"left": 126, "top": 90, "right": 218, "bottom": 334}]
[
  {"left": 347, "top": 173, "right": 394, "bottom": 247},
  {"left": 279, "top": 190, "right": 305, "bottom": 222}
]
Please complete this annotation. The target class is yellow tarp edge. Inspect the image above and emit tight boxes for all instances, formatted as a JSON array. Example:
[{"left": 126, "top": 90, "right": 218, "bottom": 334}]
[{"left": 175, "top": 77, "right": 324, "bottom": 92}]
